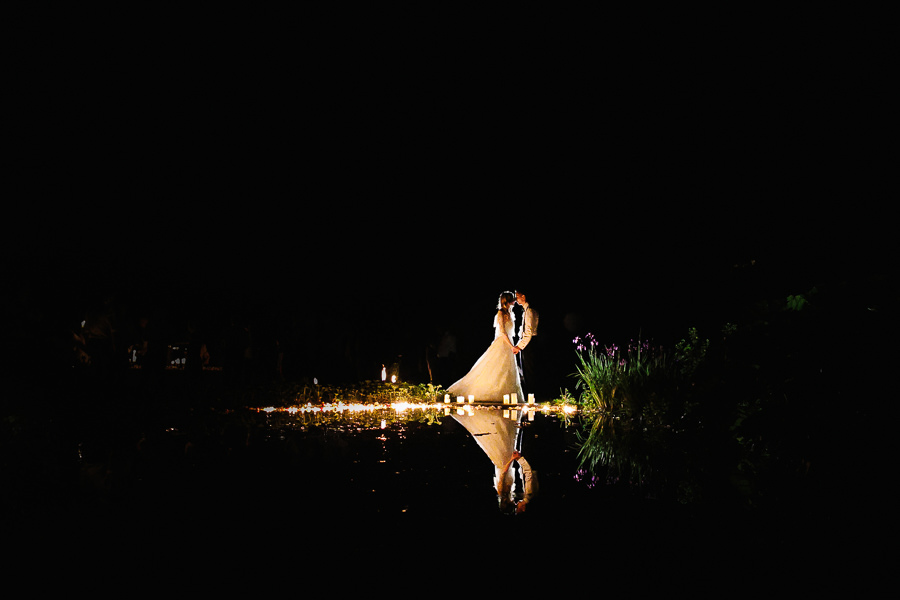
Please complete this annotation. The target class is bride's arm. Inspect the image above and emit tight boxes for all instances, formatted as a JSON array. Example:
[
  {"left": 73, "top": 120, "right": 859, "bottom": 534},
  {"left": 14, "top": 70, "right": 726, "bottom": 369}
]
[
  {"left": 499, "top": 455, "right": 515, "bottom": 477},
  {"left": 501, "top": 330, "right": 516, "bottom": 350},
  {"left": 495, "top": 313, "right": 517, "bottom": 351}
]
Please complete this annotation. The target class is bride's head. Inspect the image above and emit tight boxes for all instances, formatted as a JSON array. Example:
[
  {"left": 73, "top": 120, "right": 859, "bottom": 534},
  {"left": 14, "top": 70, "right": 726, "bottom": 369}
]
[{"left": 496, "top": 291, "right": 515, "bottom": 325}]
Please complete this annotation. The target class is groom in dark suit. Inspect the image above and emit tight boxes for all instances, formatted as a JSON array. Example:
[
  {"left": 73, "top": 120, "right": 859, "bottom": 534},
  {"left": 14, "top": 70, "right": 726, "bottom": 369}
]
[{"left": 512, "top": 289, "right": 539, "bottom": 400}]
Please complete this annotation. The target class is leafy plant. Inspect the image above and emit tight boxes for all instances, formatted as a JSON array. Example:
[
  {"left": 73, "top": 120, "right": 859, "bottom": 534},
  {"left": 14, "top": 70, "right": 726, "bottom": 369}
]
[
  {"left": 786, "top": 287, "right": 816, "bottom": 311},
  {"left": 551, "top": 388, "right": 578, "bottom": 426},
  {"left": 569, "top": 333, "right": 678, "bottom": 488},
  {"left": 674, "top": 327, "right": 709, "bottom": 379}
]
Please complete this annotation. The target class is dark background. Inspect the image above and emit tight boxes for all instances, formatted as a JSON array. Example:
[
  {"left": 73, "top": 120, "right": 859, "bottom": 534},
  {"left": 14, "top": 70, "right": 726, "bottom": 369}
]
[
  {"left": 3, "top": 19, "right": 893, "bottom": 395},
  {"left": 5, "top": 162, "right": 888, "bottom": 396},
  {"left": 0, "top": 19, "right": 894, "bottom": 584}
]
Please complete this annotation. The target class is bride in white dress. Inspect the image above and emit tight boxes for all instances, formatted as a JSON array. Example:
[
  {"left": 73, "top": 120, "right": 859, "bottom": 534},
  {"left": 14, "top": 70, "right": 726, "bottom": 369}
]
[{"left": 447, "top": 291, "right": 524, "bottom": 403}]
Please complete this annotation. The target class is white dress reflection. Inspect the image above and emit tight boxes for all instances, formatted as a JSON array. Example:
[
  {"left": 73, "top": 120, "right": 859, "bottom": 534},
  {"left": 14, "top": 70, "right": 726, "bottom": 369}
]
[
  {"left": 451, "top": 407, "right": 537, "bottom": 515},
  {"left": 448, "top": 292, "right": 524, "bottom": 403}
]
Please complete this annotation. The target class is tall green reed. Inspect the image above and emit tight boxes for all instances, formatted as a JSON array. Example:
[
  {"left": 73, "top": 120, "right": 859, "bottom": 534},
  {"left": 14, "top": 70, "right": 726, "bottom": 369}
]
[
  {"left": 573, "top": 333, "right": 671, "bottom": 417},
  {"left": 570, "top": 333, "right": 676, "bottom": 484}
]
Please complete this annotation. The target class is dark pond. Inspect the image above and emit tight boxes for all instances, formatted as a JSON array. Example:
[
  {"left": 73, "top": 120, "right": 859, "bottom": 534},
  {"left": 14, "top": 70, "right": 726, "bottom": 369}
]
[
  {"left": 235, "top": 403, "right": 577, "bottom": 521},
  {"left": 3, "top": 372, "right": 832, "bottom": 579},
  {"left": 102, "top": 402, "right": 586, "bottom": 527}
]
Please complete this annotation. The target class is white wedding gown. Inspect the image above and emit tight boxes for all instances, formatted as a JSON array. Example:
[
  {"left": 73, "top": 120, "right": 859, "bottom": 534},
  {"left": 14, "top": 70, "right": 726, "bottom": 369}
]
[
  {"left": 447, "top": 313, "right": 524, "bottom": 403},
  {"left": 451, "top": 408, "right": 520, "bottom": 490}
]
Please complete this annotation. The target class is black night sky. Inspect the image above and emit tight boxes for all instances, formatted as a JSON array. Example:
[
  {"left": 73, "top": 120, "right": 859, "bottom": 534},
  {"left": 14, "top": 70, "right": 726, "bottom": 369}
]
[
  {"left": 6, "top": 27, "right": 891, "bottom": 373},
  {"left": 5, "top": 25, "right": 893, "bottom": 404},
  {"left": 6, "top": 144, "right": 889, "bottom": 394}
]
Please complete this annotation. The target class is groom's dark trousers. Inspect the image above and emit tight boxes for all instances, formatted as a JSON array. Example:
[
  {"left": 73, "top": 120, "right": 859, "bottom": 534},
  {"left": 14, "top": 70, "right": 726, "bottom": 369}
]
[{"left": 519, "top": 335, "right": 539, "bottom": 399}]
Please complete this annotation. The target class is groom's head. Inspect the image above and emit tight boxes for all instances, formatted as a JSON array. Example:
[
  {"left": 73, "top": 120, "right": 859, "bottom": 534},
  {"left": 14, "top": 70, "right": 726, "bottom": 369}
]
[{"left": 515, "top": 289, "right": 526, "bottom": 305}]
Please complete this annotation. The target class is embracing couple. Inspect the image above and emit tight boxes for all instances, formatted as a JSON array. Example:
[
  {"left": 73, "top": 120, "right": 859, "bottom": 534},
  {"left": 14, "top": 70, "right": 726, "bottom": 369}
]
[{"left": 447, "top": 289, "right": 540, "bottom": 403}]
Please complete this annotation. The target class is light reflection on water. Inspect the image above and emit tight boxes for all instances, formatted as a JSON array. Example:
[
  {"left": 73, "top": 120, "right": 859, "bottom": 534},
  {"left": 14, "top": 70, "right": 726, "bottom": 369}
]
[
  {"left": 250, "top": 400, "right": 573, "bottom": 433},
  {"left": 244, "top": 401, "right": 578, "bottom": 519}
]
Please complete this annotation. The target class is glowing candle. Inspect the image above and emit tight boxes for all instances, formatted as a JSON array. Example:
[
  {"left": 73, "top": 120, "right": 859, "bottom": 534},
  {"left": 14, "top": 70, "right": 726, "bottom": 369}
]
[
  {"left": 503, "top": 394, "right": 510, "bottom": 404},
  {"left": 468, "top": 395, "right": 474, "bottom": 404},
  {"left": 511, "top": 393, "right": 517, "bottom": 404},
  {"left": 457, "top": 396, "right": 464, "bottom": 404},
  {"left": 444, "top": 394, "right": 450, "bottom": 403},
  {"left": 528, "top": 393, "right": 535, "bottom": 404},
  {"left": 381, "top": 365, "right": 386, "bottom": 381}
]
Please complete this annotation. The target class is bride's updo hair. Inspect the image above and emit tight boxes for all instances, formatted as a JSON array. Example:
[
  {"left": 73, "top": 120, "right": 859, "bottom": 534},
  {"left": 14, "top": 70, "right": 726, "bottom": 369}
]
[{"left": 496, "top": 291, "right": 515, "bottom": 329}]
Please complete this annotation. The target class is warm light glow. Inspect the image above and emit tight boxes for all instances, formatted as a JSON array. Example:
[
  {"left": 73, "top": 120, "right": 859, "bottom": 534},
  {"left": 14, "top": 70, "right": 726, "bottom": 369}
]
[
  {"left": 391, "top": 375, "right": 397, "bottom": 384},
  {"left": 255, "top": 402, "right": 563, "bottom": 415},
  {"left": 249, "top": 399, "right": 577, "bottom": 430},
  {"left": 381, "top": 365, "right": 387, "bottom": 381}
]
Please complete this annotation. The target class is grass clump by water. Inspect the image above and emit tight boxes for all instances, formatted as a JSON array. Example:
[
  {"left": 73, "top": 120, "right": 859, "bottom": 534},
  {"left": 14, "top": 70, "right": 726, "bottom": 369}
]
[{"left": 567, "top": 332, "right": 686, "bottom": 496}]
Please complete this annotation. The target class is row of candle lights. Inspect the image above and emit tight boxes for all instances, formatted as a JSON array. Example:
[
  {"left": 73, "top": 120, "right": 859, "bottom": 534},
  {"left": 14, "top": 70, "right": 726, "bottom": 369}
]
[
  {"left": 255, "top": 400, "right": 562, "bottom": 416},
  {"left": 257, "top": 402, "right": 536, "bottom": 421},
  {"left": 443, "top": 393, "right": 535, "bottom": 404},
  {"left": 252, "top": 401, "right": 576, "bottom": 433}
]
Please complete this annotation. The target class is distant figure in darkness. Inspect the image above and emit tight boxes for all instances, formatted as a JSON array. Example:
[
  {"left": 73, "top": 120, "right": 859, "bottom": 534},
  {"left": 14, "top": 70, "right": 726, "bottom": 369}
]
[
  {"left": 514, "top": 289, "right": 540, "bottom": 400},
  {"left": 434, "top": 325, "right": 458, "bottom": 386},
  {"left": 221, "top": 316, "right": 250, "bottom": 388},
  {"left": 82, "top": 296, "right": 118, "bottom": 376},
  {"left": 186, "top": 319, "right": 210, "bottom": 377}
]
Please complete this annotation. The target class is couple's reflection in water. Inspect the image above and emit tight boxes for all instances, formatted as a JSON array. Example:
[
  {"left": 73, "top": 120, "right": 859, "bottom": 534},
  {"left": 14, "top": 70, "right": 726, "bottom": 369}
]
[{"left": 451, "top": 407, "right": 538, "bottom": 516}]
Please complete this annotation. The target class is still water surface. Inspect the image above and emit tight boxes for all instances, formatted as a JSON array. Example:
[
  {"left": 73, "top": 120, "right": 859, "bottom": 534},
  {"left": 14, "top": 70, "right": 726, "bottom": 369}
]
[{"left": 240, "top": 404, "right": 579, "bottom": 521}]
